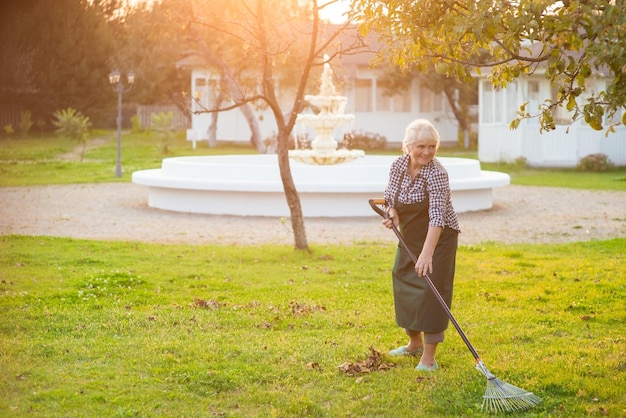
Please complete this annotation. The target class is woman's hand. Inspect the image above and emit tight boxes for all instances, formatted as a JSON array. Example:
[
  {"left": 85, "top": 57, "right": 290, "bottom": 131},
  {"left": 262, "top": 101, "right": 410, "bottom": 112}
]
[
  {"left": 414, "top": 253, "right": 433, "bottom": 277},
  {"left": 414, "top": 226, "right": 442, "bottom": 277},
  {"left": 382, "top": 208, "right": 399, "bottom": 229}
]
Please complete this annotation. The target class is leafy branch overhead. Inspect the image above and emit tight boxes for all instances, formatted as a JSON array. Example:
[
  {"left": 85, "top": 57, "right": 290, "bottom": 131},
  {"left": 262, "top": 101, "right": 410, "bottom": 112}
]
[{"left": 354, "top": 0, "right": 626, "bottom": 133}]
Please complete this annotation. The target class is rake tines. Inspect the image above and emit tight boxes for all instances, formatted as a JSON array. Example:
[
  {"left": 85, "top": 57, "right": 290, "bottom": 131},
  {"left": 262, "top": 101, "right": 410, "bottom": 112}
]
[{"left": 476, "top": 361, "right": 542, "bottom": 413}]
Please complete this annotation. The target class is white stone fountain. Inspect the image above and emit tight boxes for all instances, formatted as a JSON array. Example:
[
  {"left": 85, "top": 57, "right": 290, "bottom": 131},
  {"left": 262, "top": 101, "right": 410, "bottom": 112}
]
[
  {"left": 132, "top": 59, "right": 510, "bottom": 217},
  {"left": 289, "top": 58, "right": 364, "bottom": 165}
]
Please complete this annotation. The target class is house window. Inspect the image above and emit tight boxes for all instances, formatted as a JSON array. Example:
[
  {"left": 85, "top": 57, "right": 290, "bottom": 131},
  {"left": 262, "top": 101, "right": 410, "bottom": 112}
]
[
  {"left": 524, "top": 80, "right": 541, "bottom": 125},
  {"left": 506, "top": 81, "right": 518, "bottom": 121},
  {"left": 376, "top": 80, "right": 412, "bottom": 112},
  {"left": 482, "top": 81, "right": 494, "bottom": 123},
  {"left": 376, "top": 84, "right": 391, "bottom": 111},
  {"left": 393, "top": 87, "right": 412, "bottom": 112},
  {"left": 528, "top": 80, "right": 540, "bottom": 97},
  {"left": 193, "top": 78, "right": 207, "bottom": 111},
  {"left": 355, "top": 79, "right": 373, "bottom": 112},
  {"left": 550, "top": 84, "right": 573, "bottom": 125},
  {"left": 394, "top": 90, "right": 412, "bottom": 112},
  {"left": 355, "top": 77, "right": 412, "bottom": 112},
  {"left": 481, "top": 80, "right": 509, "bottom": 124},
  {"left": 606, "top": 108, "right": 624, "bottom": 125},
  {"left": 193, "top": 76, "right": 224, "bottom": 111},
  {"left": 419, "top": 84, "right": 444, "bottom": 113}
]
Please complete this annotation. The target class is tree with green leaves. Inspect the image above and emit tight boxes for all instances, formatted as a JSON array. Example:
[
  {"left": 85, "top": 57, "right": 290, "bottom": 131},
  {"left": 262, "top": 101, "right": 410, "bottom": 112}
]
[
  {"left": 354, "top": 0, "right": 626, "bottom": 134},
  {"left": 110, "top": 1, "right": 191, "bottom": 113},
  {"left": 0, "top": 0, "right": 117, "bottom": 127}
]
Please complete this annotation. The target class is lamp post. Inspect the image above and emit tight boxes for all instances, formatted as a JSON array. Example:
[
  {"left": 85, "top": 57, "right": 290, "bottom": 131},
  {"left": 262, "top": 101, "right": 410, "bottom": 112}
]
[{"left": 108, "top": 70, "right": 135, "bottom": 178}]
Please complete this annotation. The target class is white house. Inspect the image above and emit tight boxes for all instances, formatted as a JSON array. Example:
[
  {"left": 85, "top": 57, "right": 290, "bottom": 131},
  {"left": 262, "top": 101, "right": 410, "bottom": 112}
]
[
  {"left": 477, "top": 61, "right": 626, "bottom": 167},
  {"left": 183, "top": 53, "right": 460, "bottom": 149}
]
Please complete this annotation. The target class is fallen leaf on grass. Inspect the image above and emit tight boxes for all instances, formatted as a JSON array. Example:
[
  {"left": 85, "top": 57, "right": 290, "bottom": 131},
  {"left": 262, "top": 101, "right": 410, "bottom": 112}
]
[
  {"left": 290, "top": 301, "right": 326, "bottom": 315},
  {"left": 193, "top": 297, "right": 224, "bottom": 309},
  {"left": 338, "top": 346, "right": 396, "bottom": 376},
  {"left": 306, "top": 362, "right": 321, "bottom": 370}
]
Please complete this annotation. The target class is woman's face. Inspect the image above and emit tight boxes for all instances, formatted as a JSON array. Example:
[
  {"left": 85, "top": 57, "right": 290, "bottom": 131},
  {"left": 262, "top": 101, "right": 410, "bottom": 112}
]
[{"left": 407, "top": 137, "right": 438, "bottom": 167}]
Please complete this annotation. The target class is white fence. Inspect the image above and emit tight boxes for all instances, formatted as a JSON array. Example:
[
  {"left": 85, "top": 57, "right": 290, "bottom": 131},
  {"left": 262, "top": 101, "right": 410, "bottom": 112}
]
[{"left": 136, "top": 105, "right": 190, "bottom": 130}]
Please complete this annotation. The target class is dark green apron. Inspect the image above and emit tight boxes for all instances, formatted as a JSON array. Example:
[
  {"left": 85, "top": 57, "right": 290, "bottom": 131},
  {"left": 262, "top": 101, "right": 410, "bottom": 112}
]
[{"left": 392, "top": 199, "right": 458, "bottom": 332}]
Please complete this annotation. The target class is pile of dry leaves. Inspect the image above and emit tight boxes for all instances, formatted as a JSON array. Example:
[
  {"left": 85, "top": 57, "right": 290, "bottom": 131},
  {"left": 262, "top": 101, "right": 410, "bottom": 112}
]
[{"left": 338, "top": 346, "right": 396, "bottom": 376}]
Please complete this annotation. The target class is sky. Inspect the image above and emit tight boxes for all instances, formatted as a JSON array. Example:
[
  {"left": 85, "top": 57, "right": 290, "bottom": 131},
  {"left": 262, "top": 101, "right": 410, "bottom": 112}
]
[{"left": 125, "top": 0, "right": 350, "bottom": 23}]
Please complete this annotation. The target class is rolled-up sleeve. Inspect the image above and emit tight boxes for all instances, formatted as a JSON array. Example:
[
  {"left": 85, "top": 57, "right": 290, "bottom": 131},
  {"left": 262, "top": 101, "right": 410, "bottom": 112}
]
[
  {"left": 426, "top": 168, "right": 450, "bottom": 228},
  {"left": 384, "top": 158, "right": 404, "bottom": 207}
]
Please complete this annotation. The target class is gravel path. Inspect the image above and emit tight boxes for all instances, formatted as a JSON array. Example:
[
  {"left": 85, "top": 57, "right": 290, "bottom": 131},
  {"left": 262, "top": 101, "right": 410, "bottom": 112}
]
[{"left": 1, "top": 183, "right": 625, "bottom": 246}]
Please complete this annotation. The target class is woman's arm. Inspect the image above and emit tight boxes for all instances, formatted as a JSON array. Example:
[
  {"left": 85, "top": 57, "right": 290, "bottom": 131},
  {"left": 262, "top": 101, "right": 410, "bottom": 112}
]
[{"left": 415, "top": 225, "right": 442, "bottom": 277}]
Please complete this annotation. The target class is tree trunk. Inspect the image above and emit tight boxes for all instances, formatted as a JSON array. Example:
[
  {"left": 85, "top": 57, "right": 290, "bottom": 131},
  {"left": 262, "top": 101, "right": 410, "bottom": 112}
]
[
  {"left": 276, "top": 130, "right": 308, "bottom": 250},
  {"left": 207, "top": 111, "right": 218, "bottom": 147},
  {"left": 207, "top": 92, "right": 226, "bottom": 147},
  {"left": 239, "top": 102, "right": 265, "bottom": 153},
  {"left": 195, "top": 49, "right": 266, "bottom": 153},
  {"left": 443, "top": 86, "right": 470, "bottom": 148}
]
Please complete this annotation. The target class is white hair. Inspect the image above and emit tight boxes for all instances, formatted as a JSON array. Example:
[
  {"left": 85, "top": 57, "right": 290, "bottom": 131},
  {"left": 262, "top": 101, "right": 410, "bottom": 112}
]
[{"left": 402, "top": 119, "right": 440, "bottom": 154}]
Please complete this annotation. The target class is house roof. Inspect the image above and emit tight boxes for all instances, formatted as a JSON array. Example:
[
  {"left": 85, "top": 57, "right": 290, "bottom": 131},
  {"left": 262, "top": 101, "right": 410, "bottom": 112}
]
[
  {"left": 474, "top": 40, "right": 612, "bottom": 78},
  {"left": 176, "top": 54, "right": 205, "bottom": 70}
]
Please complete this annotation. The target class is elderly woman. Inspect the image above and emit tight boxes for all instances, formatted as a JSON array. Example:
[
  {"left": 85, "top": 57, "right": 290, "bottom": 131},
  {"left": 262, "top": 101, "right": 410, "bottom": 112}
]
[{"left": 382, "top": 119, "right": 461, "bottom": 371}]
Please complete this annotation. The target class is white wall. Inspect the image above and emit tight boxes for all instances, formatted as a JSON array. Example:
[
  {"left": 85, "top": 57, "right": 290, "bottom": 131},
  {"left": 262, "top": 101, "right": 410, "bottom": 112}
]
[
  {"left": 188, "top": 68, "right": 461, "bottom": 148},
  {"left": 478, "top": 77, "right": 626, "bottom": 166}
]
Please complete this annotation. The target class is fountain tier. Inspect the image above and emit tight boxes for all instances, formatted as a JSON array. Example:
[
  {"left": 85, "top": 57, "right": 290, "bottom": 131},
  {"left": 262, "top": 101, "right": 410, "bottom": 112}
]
[
  {"left": 132, "top": 155, "right": 510, "bottom": 217},
  {"left": 289, "top": 57, "right": 363, "bottom": 165}
]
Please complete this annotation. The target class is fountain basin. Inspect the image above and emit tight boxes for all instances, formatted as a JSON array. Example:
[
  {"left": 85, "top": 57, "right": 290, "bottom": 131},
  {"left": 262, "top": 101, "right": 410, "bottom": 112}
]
[
  {"left": 289, "top": 149, "right": 365, "bottom": 165},
  {"left": 132, "top": 155, "right": 510, "bottom": 217}
]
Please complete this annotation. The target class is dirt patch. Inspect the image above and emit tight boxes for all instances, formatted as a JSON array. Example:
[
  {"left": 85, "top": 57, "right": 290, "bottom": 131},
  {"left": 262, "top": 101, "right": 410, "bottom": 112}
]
[
  {"left": 1, "top": 183, "right": 625, "bottom": 246},
  {"left": 56, "top": 136, "right": 111, "bottom": 161}
]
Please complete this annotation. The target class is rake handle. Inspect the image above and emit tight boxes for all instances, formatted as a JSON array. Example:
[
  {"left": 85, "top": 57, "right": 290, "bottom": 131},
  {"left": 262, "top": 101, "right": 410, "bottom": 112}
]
[{"left": 368, "top": 199, "right": 481, "bottom": 362}]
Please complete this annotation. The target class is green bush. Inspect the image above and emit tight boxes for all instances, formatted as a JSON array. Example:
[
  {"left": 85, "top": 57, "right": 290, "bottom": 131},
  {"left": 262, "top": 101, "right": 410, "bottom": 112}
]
[
  {"left": 576, "top": 153, "right": 614, "bottom": 172},
  {"left": 51, "top": 107, "right": 92, "bottom": 162},
  {"left": 514, "top": 156, "right": 528, "bottom": 169},
  {"left": 151, "top": 111, "right": 174, "bottom": 154},
  {"left": 18, "top": 110, "right": 34, "bottom": 137},
  {"left": 341, "top": 130, "right": 387, "bottom": 150},
  {"left": 130, "top": 114, "right": 142, "bottom": 133}
]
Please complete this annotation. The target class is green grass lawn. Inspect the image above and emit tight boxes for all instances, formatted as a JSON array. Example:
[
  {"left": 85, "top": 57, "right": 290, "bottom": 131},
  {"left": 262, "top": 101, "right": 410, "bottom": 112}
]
[
  {"left": 0, "top": 131, "right": 625, "bottom": 190},
  {"left": 1, "top": 131, "right": 625, "bottom": 416},
  {"left": 1, "top": 236, "right": 625, "bottom": 416},
  {"left": 0, "top": 131, "right": 257, "bottom": 187}
]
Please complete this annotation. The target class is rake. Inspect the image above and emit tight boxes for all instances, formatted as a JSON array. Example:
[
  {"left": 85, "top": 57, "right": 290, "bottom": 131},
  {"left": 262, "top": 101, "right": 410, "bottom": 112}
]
[{"left": 369, "top": 199, "right": 542, "bottom": 413}]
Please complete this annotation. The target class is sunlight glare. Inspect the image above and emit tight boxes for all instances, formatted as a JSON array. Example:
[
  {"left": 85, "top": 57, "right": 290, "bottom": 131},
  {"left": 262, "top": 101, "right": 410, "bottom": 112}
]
[
  {"left": 318, "top": 0, "right": 350, "bottom": 23},
  {"left": 127, "top": 0, "right": 350, "bottom": 23}
]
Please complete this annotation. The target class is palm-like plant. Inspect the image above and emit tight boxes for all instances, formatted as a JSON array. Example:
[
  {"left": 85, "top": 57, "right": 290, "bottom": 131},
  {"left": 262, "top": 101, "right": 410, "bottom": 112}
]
[{"left": 52, "top": 107, "right": 92, "bottom": 162}]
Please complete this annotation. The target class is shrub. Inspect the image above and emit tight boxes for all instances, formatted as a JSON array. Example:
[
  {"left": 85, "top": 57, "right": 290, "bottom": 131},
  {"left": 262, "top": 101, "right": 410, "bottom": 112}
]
[
  {"left": 341, "top": 130, "right": 387, "bottom": 150},
  {"left": 266, "top": 133, "right": 309, "bottom": 153},
  {"left": 130, "top": 114, "right": 142, "bottom": 134},
  {"left": 19, "top": 111, "right": 34, "bottom": 137},
  {"left": 151, "top": 111, "right": 174, "bottom": 154},
  {"left": 514, "top": 156, "right": 528, "bottom": 169},
  {"left": 576, "top": 153, "right": 614, "bottom": 172},
  {"left": 52, "top": 107, "right": 92, "bottom": 162}
]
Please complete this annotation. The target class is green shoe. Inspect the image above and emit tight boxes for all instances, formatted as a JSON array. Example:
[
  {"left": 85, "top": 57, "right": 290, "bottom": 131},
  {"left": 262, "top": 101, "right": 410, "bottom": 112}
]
[
  {"left": 415, "top": 361, "right": 439, "bottom": 371},
  {"left": 389, "top": 345, "right": 423, "bottom": 357}
]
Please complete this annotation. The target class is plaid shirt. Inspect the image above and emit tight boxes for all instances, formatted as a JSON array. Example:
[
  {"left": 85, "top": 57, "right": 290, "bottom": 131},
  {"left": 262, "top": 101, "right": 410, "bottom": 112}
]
[{"left": 384, "top": 155, "right": 461, "bottom": 232}]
